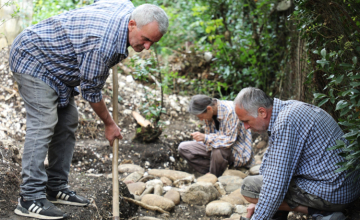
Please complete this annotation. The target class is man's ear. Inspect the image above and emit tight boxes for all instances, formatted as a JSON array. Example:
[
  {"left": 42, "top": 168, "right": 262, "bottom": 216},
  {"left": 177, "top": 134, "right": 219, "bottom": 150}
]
[
  {"left": 128, "top": 20, "right": 136, "bottom": 31},
  {"left": 206, "top": 106, "right": 212, "bottom": 112},
  {"left": 258, "top": 107, "right": 267, "bottom": 118}
]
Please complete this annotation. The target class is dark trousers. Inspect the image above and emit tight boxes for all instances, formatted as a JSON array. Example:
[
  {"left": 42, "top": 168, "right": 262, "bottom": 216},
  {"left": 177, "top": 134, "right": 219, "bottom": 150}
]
[{"left": 178, "top": 141, "right": 233, "bottom": 177}]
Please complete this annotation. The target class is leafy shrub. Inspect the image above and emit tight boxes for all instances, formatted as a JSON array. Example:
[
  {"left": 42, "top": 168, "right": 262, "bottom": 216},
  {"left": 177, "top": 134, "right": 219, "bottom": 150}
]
[
  {"left": 296, "top": 0, "right": 360, "bottom": 178},
  {"left": 32, "top": 0, "right": 93, "bottom": 24}
]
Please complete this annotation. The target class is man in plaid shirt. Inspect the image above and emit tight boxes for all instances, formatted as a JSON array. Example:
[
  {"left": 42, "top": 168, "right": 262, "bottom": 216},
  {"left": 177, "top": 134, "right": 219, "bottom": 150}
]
[
  {"left": 178, "top": 94, "right": 254, "bottom": 177},
  {"left": 10, "top": 0, "right": 168, "bottom": 219},
  {"left": 234, "top": 87, "right": 360, "bottom": 220}
]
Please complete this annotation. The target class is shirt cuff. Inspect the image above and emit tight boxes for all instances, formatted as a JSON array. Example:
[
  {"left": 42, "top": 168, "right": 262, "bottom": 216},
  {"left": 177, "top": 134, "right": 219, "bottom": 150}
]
[
  {"left": 204, "top": 134, "right": 212, "bottom": 151},
  {"left": 82, "top": 91, "right": 102, "bottom": 103}
]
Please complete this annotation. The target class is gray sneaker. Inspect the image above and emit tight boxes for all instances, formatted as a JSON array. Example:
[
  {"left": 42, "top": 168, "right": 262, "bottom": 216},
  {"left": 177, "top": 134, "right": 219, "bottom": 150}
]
[
  {"left": 14, "top": 197, "right": 68, "bottom": 219},
  {"left": 46, "top": 188, "right": 90, "bottom": 206},
  {"left": 315, "top": 212, "right": 346, "bottom": 220}
]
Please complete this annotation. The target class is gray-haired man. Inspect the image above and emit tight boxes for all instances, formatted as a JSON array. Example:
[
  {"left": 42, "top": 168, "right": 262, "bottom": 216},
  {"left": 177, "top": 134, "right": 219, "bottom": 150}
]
[
  {"left": 10, "top": 0, "right": 168, "bottom": 219},
  {"left": 234, "top": 87, "right": 360, "bottom": 220},
  {"left": 178, "top": 95, "right": 254, "bottom": 177}
]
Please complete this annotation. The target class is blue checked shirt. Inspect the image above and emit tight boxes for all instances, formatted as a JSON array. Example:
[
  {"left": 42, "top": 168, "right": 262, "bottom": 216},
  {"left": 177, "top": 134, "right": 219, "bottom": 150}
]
[
  {"left": 204, "top": 100, "right": 254, "bottom": 168},
  {"left": 252, "top": 98, "right": 360, "bottom": 220},
  {"left": 9, "top": 0, "right": 134, "bottom": 108}
]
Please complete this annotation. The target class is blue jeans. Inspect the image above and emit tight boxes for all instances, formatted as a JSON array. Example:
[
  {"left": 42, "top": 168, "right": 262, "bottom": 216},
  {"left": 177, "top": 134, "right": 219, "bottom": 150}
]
[{"left": 13, "top": 73, "right": 78, "bottom": 200}]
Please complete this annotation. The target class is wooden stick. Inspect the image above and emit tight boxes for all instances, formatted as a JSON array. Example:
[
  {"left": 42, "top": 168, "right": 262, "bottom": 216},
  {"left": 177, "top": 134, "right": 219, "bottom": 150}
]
[
  {"left": 132, "top": 111, "right": 152, "bottom": 127},
  {"left": 111, "top": 66, "right": 120, "bottom": 220},
  {"left": 123, "top": 197, "right": 170, "bottom": 214}
]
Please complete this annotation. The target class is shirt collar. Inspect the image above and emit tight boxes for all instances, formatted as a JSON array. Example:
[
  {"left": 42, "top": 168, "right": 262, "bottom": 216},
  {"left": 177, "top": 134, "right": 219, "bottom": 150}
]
[
  {"left": 268, "top": 98, "right": 282, "bottom": 133},
  {"left": 216, "top": 99, "right": 225, "bottom": 120},
  {"left": 116, "top": 13, "right": 131, "bottom": 56}
]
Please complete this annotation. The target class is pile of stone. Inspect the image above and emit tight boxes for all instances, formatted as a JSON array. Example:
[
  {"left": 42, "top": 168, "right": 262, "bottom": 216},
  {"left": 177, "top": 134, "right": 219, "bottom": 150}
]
[{"left": 117, "top": 136, "right": 268, "bottom": 220}]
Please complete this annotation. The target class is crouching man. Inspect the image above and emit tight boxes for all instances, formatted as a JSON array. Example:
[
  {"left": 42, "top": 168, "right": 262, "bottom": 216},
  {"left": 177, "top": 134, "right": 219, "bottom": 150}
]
[
  {"left": 234, "top": 87, "right": 360, "bottom": 220},
  {"left": 178, "top": 94, "right": 254, "bottom": 177}
]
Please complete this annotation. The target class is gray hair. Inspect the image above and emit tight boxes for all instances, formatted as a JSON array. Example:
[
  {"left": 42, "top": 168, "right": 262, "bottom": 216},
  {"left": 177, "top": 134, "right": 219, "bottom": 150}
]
[
  {"left": 188, "top": 95, "right": 216, "bottom": 115},
  {"left": 130, "top": 4, "right": 169, "bottom": 35},
  {"left": 234, "top": 87, "right": 273, "bottom": 117}
]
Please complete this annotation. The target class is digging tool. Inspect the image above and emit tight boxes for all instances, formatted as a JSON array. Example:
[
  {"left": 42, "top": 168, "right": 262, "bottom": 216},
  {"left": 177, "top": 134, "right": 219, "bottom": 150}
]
[{"left": 111, "top": 66, "right": 120, "bottom": 220}]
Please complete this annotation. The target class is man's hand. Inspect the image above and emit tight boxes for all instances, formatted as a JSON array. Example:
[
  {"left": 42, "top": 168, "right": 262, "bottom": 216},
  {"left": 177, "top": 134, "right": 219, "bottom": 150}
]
[
  {"left": 89, "top": 99, "right": 123, "bottom": 146},
  {"left": 246, "top": 203, "right": 256, "bottom": 218},
  {"left": 191, "top": 132, "right": 205, "bottom": 142},
  {"left": 105, "top": 122, "right": 123, "bottom": 146}
]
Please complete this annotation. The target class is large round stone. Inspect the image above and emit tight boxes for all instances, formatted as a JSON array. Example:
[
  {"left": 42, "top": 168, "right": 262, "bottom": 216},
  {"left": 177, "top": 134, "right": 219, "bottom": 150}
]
[
  {"left": 218, "top": 176, "right": 243, "bottom": 193},
  {"left": 124, "top": 171, "right": 143, "bottom": 183},
  {"left": 222, "top": 169, "right": 248, "bottom": 179},
  {"left": 220, "top": 194, "right": 245, "bottom": 206},
  {"left": 181, "top": 182, "right": 219, "bottom": 205},
  {"left": 148, "top": 169, "right": 192, "bottom": 181},
  {"left": 249, "top": 165, "right": 261, "bottom": 175},
  {"left": 164, "top": 189, "right": 180, "bottom": 205},
  {"left": 197, "top": 173, "right": 218, "bottom": 184},
  {"left": 118, "top": 164, "right": 145, "bottom": 174},
  {"left": 206, "top": 200, "right": 233, "bottom": 216},
  {"left": 127, "top": 182, "right": 146, "bottom": 196},
  {"left": 141, "top": 194, "right": 175, "bottom": 211},
  {"left": 160, "top": 176, "right": 172, "bottom": 186}
]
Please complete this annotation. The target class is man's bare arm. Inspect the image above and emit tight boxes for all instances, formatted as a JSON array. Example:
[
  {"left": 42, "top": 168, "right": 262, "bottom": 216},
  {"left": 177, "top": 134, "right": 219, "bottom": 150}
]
[{"left": 89, "top": 99, "right": 123, "bottom": 146}]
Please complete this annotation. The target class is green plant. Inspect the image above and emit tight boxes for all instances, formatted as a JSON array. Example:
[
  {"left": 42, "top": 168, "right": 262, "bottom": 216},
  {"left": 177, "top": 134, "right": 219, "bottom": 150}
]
[
  {"left": 0, "top": 0, "right": 20, "bottom": 27},
  {"left": 128, "top": 52, "right": 166, "bottom": 125},
  {"left": 313, "top": 48, "right": 360, "bottom": 179},
  {"left": 32, "top": 0, "right": 93, "bottom": 24},
  {"left": 141, "top": 87, "right": 166, "bottom": 121},
  {"left": 296, "top": 0, "right": 360, "bottom": 179}
]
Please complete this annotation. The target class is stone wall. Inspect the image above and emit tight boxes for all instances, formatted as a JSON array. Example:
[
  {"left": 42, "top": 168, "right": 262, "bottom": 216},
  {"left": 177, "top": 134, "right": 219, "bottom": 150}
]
[{"left": 0, "top": 0, "right": 33, "bottom": 49}]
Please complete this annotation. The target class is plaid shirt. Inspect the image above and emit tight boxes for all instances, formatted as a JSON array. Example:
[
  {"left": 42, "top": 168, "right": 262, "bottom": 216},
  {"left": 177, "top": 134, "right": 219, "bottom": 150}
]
[
  {"left": 204, "top": 100, "right": 254, "bottom": 168},
  {"left": 9, "top": 0, "right": 134, "bottom": 108},
  {"left": 252, "top": 98, "right": 360, "bottom": 220}
]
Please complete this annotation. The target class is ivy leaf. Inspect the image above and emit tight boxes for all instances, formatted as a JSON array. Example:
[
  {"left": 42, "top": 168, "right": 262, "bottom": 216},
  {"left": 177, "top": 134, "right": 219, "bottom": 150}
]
[
  {"left": 313, "top": 93, "right": 327, "bottom": 99},
  {"left": 343, "top": 130, "right": 359, "bottom": 138},
  {"left": 350, "top": 75, "right": 360, "bottom": 80},
  {"left": 312, "top": 50, "right": 319, "bottom": 54},
  {"left": 339, "top": 63, "right": 353, "bottom": 70},
  {"left": 328, "top": 144, "right": 345, "bottom": 151},
  {"left": 335, "top": 139, "right": 345, "bottom": 146},
  {"left": 353, "top": 56, "right": 358, "bottom": 65},
  {"left": 339, "top": 121, "right": 355, "bottom": 126},
  {"left": 340, "top": 89, "right": 352, "bottom": 96},
  {"left": 334, "top": 165, "right": 349, "bottom": 173},
  {"left": 318, "top": 98, "right": 329, "bottom": 107},
  {"left": 329, "top": 51, "right": 337, "bottom": 57},
  {"left": 321, "top": 48, "right": 327, "bottom": 58},
  {"left": 330, "top": 97, "right": 335, "bottom": 104},
  {"left": 316, "top": 59, "right": 329, "bottom": 68},
  {"left": 335, "top": 100, "right": 349, "bottom": 111},
  {"left": 346, "top": 151, "right": 360, "bottom": 160},
  {"left": 335, "top": 75, "right": 344, "bottom": 85},
  {"left": 350, "top": 82, "right": 360, "bottom": 87},
  {"left": 340, "top": 107, "right": 351, "bottom": 117}
]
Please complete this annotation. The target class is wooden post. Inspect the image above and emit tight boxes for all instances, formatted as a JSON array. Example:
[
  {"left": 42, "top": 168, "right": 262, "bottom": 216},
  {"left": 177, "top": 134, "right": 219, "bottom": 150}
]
[{"left": 111, "top": 66, "right": 120, "bottom": 220}]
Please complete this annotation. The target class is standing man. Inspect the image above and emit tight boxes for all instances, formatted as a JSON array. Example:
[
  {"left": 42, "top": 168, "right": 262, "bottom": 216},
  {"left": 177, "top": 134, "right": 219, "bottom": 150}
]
[
  {"left": 234, "top": 87, "right": 360, "bottom": 220},
  {"left": 178, "top": 95, "right": 254, "bottom": 177},
  {"left": 10, "top": 0, "right": 168, "bottom": 219}
]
